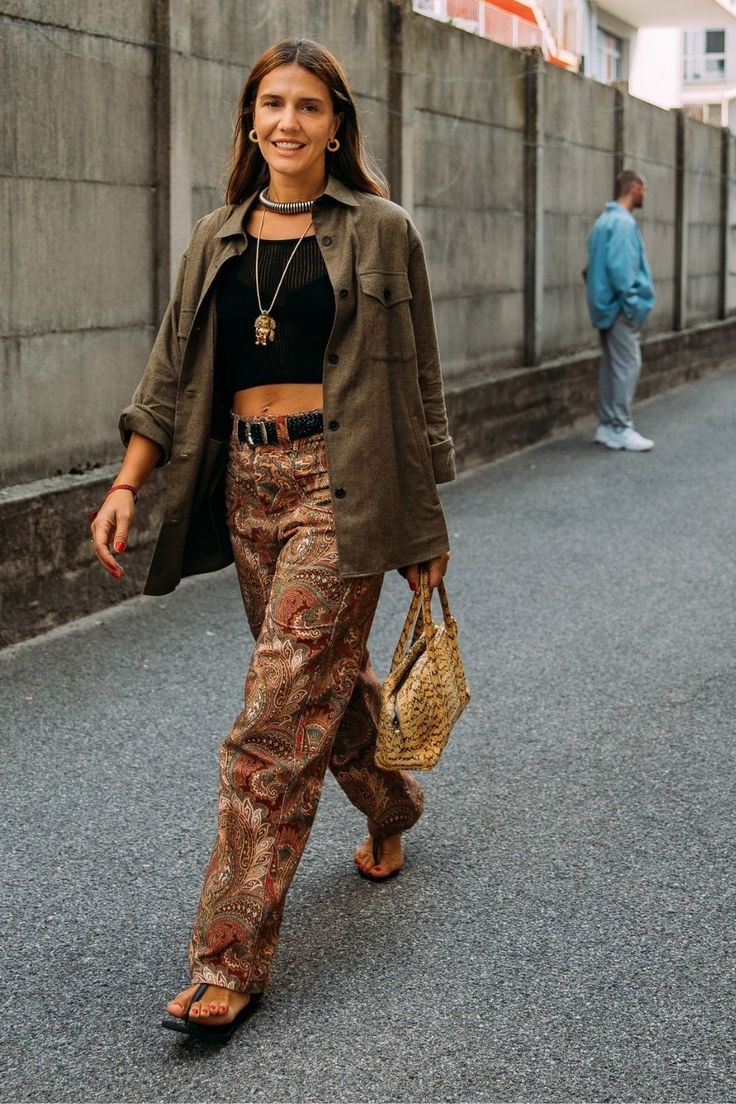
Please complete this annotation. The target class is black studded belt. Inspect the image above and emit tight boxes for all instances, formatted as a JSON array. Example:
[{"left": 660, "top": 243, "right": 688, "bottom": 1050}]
[{"left": 236, "top": 410, "right": 324, "bottom": 447}]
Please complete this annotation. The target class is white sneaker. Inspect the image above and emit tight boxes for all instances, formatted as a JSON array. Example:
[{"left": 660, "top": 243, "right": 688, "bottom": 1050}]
[
  {"left": 594, "top": 425, "right": 654, "bottom": 451},
  {"left": 593, "top": 424, "right": 614, "bottom": 446}
]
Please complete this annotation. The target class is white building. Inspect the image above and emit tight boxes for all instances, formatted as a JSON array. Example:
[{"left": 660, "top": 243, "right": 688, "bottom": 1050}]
[{"left": 631, "top": 18, "right": 736, "bottom": 130}]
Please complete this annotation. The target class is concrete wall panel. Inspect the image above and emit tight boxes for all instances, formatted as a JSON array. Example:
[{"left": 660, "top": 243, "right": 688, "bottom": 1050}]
[
  {"left": 1, "top": 18, "right": 153, "bottom": 183},
  {"left": 544, "top": 66, "right": 616, "bottom": 153},
  {"left": 411, "top": 15, "right": 526, "bottom": 133},
  {"left": 419, "top": 205, "right": 524, "bottom": 297},
  {"left": 1, "top": 0, "right": 151, "bottom": 41},
  {"left": 5, "top": 179, "right": 154, "bottom": 333},
  {"left": 413, "top": 111, "right": 524, "bottom": 212},
  {"left": 0, "top": 327, "right": 154, "bottom": 485},
  {"left": 410, "top": 24, "right": 526, "bottom": 375},
  {"left": 685, "top": 119, "right": 722, "bottom": 324},
  {"left": 435, "top": 287, "right": 525, "bottom": 379}
]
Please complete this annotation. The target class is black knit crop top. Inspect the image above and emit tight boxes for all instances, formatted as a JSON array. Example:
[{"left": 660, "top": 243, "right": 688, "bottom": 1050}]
[{"left": 215, "top": 233, "right": 335, "bottom": 391}]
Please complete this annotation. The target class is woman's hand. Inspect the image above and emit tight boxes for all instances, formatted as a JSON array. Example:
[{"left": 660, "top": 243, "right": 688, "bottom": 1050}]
[
  {"left": 402, "top": 551, "right": 450, "bottom": 592},
  {"left": 91, "top": 489, "right": 136, "bottom": 580}
]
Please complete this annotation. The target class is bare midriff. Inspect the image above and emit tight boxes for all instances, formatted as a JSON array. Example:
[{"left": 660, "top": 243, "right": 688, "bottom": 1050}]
[{"left": 232, "top": 383, "right": 324, "bottom": 418}]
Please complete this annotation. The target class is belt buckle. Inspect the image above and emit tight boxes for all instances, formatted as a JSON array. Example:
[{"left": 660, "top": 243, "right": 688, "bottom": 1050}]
[{"left": 246, "top": 420, "right": 268, "bottom": 447}]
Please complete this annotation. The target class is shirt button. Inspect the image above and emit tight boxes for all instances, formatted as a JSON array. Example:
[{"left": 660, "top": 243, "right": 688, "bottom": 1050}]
[
  {"left": 328, "top": 353, "right": 339, "bottom": 364},
  {"left": 328, "top": 420, "right": 340, "bottom": 431},
  {"left": 334, "top": 487, "right": 346, "bottom": 499},
  {"left": 339, "top": 288, "right": 348, "bottom": 299},
  {"left": 383, "top": 287, "right": 392, "bottom": 301},
  {"left": 322, "top": 236, "right": 333, "bottom": 246}
]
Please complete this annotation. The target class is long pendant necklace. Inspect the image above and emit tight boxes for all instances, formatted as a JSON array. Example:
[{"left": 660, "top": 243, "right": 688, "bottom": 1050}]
[{"left": 254, "top": 207, "right": 314, "bottom": 346}]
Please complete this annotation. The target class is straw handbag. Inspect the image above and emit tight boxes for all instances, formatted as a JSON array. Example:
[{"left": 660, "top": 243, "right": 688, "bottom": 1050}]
[{"left": 375, "top": 568, "right": 470, "bottom": 771}]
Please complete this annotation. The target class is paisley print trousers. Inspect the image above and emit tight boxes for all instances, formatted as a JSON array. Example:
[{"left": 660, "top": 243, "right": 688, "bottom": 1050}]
[{"left": 188, "top": 415, "right": 424, "bottom": 994}]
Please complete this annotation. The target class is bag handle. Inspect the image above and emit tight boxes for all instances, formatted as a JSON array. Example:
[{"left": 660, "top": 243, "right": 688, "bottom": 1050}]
[
  {"left": 390, "top": 566, "right": 454, "bottom": 669},
  {"left": 419, "top": 565, "right": 453, "bottom": 628}
]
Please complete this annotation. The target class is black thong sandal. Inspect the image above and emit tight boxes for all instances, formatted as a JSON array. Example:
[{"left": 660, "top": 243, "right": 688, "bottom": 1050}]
[
  {"left": 161, "top": 983, "right": 262, "bottom": 1043},
  {"left": 356, "top": 837, "right": 403, "bottom": 883}
]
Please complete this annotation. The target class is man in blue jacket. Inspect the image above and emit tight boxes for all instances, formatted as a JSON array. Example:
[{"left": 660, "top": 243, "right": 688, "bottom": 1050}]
[{"left": 586, "top": 170, "right": 656, "bottom": 451}]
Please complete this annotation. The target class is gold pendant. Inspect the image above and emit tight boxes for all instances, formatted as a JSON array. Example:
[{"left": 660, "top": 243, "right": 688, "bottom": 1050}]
[{"left": 255, "top": 311, "right": 276, "bottom": 346}]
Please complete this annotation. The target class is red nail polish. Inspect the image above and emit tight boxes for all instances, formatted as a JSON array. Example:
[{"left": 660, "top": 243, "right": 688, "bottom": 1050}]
[{"left": 115, "top": 541, "right": 125, "bottom": 552}]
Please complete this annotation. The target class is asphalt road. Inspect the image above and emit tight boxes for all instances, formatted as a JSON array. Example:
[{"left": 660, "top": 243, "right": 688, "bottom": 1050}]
[{"left": 2, "top": 367, "right": 735, "bottom": 1104}]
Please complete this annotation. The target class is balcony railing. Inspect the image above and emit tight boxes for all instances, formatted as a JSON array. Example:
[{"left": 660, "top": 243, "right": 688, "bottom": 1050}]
[
  {"left": 413, "top": 0, "right": 543, "bottom": 50},
  {"left": 683, "top": 53, "right": 727, "bottom": 82},
  {"left": 536, "top": 0, "right": 582, "bottom": 55}
]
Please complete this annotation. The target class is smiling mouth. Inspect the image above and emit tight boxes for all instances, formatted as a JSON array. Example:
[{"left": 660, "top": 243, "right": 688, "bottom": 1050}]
[{"left": 273, "top": 141, "right": 306, "bottom": 150}]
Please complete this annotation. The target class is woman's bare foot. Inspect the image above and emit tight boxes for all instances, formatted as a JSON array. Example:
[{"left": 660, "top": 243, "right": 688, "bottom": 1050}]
[
  {"left": 165, "top": 983, "right": 251, "bottom": 1025},
  {"left": 354, "top": 833, "right": 403, "bottom": 879}
]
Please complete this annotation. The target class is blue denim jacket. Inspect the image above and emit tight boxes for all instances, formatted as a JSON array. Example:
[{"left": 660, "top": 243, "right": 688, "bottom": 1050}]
[{"left": 586, "top": 202, "right": 655, "bottom": 330}]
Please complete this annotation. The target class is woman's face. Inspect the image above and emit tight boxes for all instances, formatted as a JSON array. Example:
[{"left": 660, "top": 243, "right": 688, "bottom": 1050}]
[{"left": 252, "top": 63, "right": 342, "bottom": 188}]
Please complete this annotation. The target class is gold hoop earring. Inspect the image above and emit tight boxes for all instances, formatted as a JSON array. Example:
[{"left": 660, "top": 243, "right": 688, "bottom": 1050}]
[
  {"left": 327, "top": 137, "right": 340, "bottom": 153},
  {"left": 248, "top": 129, "right": 259, "bottom": 143}
]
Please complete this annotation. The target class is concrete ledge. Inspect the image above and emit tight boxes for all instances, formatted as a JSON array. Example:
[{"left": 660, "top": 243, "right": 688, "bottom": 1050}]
[
  {"left": 447, "top": 317, "right": 736, "bottom": 469},
  {"left": 0, "top": 465, "right": 164, "bottom": 648},
  {"left": 2, "top": 317, "right": 735, "bottom": 647}
]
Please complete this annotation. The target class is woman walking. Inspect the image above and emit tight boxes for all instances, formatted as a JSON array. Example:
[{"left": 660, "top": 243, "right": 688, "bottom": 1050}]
[{"left": 91, "top": 39, "right": 455, "bottom": 1042}]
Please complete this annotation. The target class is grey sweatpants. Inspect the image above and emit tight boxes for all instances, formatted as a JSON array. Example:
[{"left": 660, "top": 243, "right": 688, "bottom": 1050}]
[{"left": 598, "top": 312, "right": 642, "bottom": 429}]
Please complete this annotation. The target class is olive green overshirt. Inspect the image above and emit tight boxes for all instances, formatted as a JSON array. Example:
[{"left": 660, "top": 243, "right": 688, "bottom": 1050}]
[{"left": 119, "top": 176, "right": 456, "bottom": 595}]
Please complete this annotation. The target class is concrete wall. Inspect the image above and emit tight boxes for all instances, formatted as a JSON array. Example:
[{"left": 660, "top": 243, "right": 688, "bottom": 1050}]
[
  {"left": 411, "top": 17, "right": 527, "bottom": 379},
  {"left": 684, "top": 118, "right": 724, "bottom": 325},
  {"left": 1, "top": 4, "right": 156, "bottom": 485},
  {"left": 3, "top": 0, "right": 734, "bottom": 492},
  {"left": 3, "top": 0, "right": 736, "bottom": 645},
  {"left": 541, "top": 68, "right": 616, "bottom": 359}
]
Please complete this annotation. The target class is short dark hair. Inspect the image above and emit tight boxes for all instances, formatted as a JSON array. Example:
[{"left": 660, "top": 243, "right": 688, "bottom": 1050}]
[{"left": 615, "top": 170, "right": 644, "bottom": 199}]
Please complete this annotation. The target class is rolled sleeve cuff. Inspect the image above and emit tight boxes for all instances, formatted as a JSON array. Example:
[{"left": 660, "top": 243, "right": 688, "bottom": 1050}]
[
  {"left": 430, "top": 437, "right": 456, "bottom": 483},
  {"left": 118, "top": 404, "right": 172, "bottom": 466}
]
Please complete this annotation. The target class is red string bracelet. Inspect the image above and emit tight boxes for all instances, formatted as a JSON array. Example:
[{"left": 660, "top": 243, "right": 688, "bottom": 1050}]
[
  {"left": 87, "top": 483, "right": 139, "bottom": 522},
  {"left": 106, "top": 483, "right": 139, "bottom": 502}
]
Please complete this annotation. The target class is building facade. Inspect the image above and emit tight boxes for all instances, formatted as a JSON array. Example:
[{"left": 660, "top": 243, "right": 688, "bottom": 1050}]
[{"left": 414, "top": 0, "right": 736, "bottom": 119}]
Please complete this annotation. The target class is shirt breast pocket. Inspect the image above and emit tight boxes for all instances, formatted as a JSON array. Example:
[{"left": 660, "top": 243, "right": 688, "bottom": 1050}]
[{"left": 357, "top": 271, "right": 414, "bottom": 362}]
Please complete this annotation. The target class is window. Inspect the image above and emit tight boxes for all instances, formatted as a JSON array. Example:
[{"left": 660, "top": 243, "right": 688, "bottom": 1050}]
[
  {"left": 596, "top": 29, "right": 622, "bottom": 83},
  {"left": 705, "top": 30, "right": 725, "bottom": 54},
  {"left": 683, "top": 28, "right": 726, "bottom": 82}
]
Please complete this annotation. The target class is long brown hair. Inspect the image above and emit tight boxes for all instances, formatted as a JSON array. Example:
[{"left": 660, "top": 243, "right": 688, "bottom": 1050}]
[{"left": 226, "top": 39, "right": 389, "bottom": 205}]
